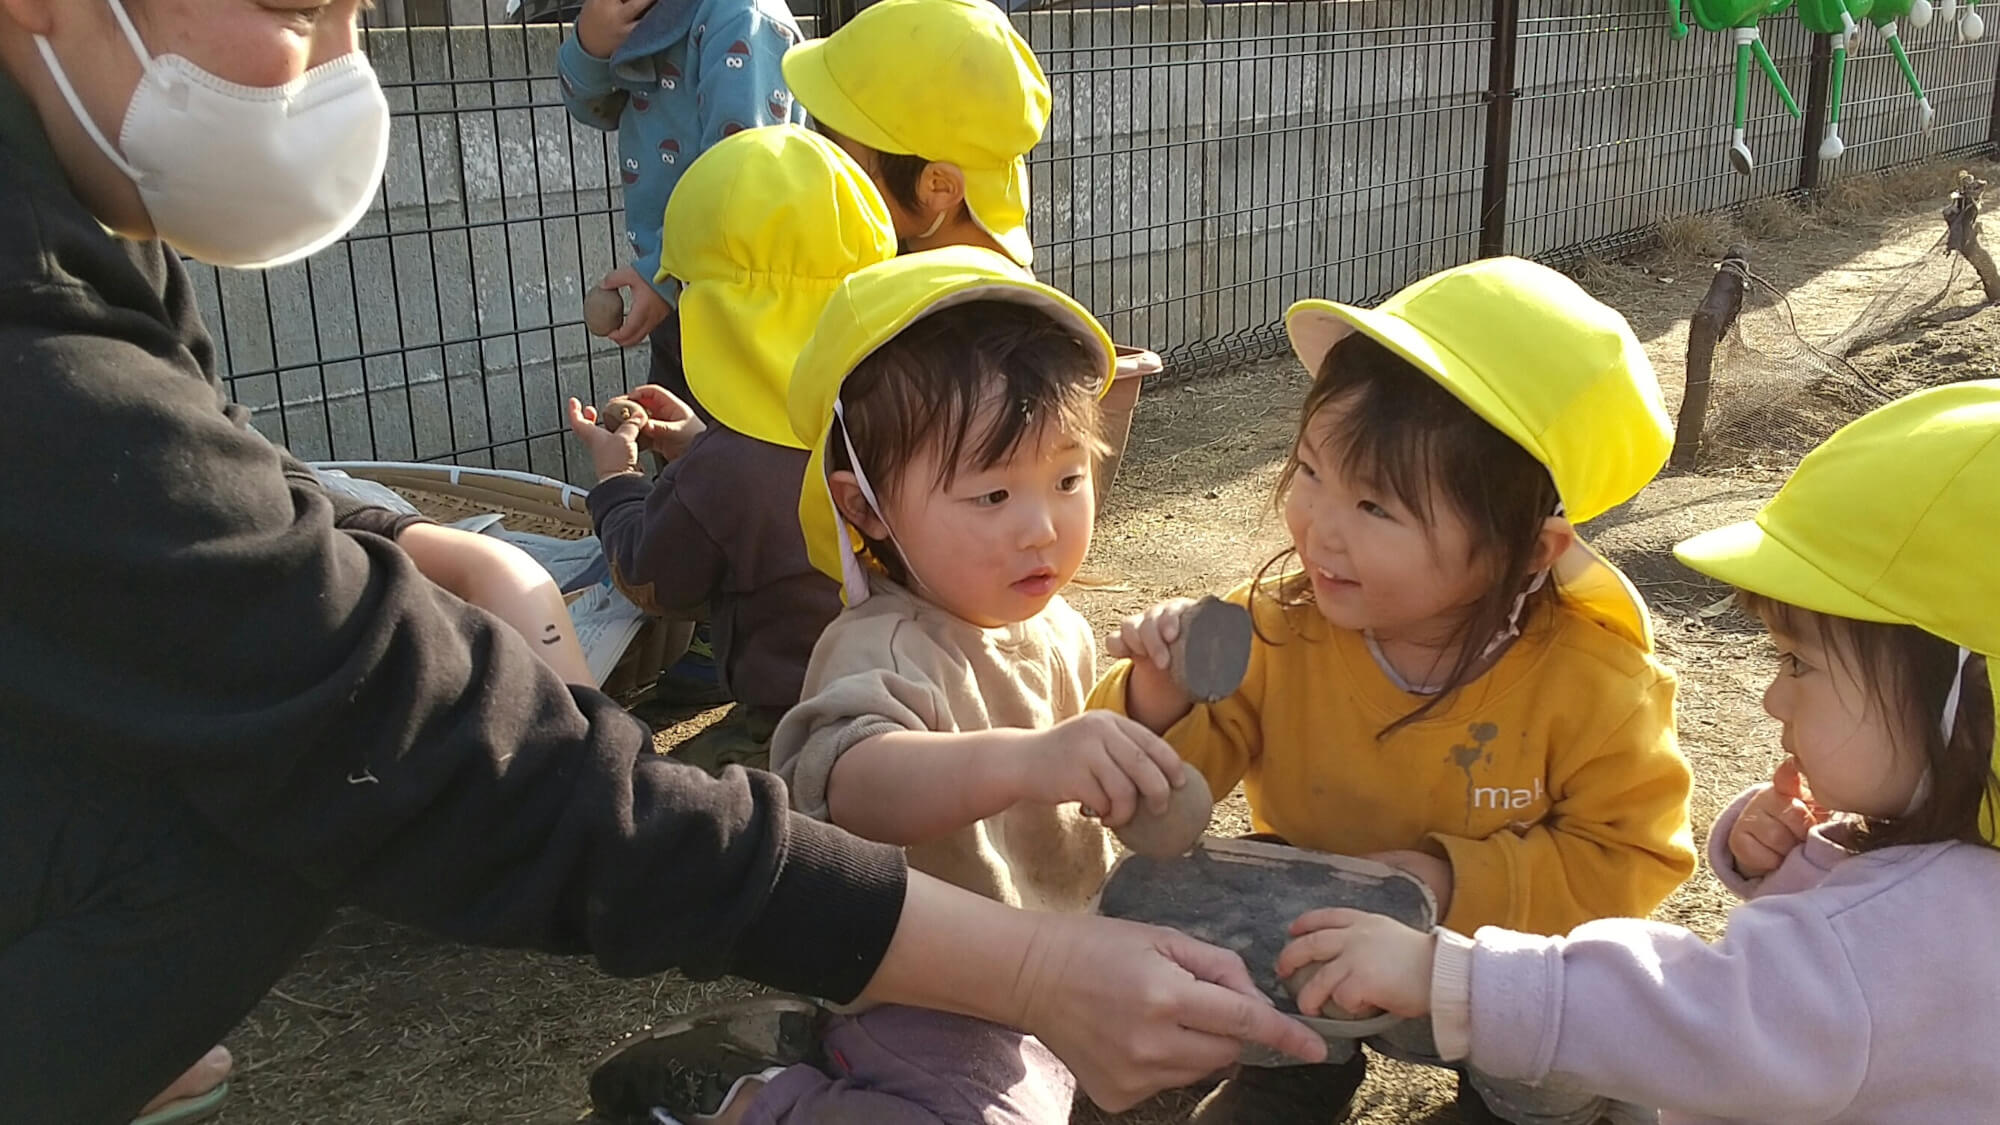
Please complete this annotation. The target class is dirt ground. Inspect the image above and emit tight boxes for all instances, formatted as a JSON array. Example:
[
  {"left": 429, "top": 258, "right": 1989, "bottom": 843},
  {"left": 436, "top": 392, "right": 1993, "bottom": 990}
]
[{"left": 211, "top": 163, "right": 1999, "bottom": 1124}]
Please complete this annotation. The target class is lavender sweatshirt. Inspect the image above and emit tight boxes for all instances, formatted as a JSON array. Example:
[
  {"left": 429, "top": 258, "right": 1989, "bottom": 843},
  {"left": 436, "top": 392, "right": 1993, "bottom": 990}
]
[{"left": 1432, "top": 785, "right": 2000, "bottom": 1123}]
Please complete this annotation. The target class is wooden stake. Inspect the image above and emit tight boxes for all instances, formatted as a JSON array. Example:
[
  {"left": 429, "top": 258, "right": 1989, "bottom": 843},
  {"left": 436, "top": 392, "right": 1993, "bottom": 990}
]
[{"left": 1670, "top": 244, "right": 1752, "bottom": 472}]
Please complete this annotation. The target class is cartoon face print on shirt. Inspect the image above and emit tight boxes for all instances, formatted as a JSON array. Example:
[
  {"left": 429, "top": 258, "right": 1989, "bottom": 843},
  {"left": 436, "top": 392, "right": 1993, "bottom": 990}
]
[
  {"left": 660, "top": 137, "right": 681, "bottom": 165},
  {"left": 660, "top": 63, "right": 682, "bottom": 91},
  {"left": 768, "top": 88, "right": 793, "bottom": 120},
  {"left": 621, "top": 157, "right": 641, "bottom": 185},
  {"left": 725, "top": 41, "right": 751, "bottom": 68}
]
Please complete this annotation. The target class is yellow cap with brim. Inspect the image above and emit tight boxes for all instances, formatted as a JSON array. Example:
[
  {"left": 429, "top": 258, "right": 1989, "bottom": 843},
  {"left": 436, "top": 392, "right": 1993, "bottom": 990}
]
[
  {"left": 781, "top": 0, "right": 1047, "bottom": 267},
  {"left": 1285, "top": 257, "right": 1673, "bottom": 650},
  {"left": 1675, "top": 381, "right": 2000, "bottom": 841},
  {"left": 658, "top": 124, "right": 898, "bottom": 449},
  {"left": 789, "top": 245, "right": 1114, "bottom": 604}
]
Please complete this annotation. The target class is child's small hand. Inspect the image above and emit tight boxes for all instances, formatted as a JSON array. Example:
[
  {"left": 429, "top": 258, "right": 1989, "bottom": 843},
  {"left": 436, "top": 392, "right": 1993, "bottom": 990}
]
[
  {"left": 1024, "top": 712, "right": 1186, "bottom": 828},
  {"left": 576, "top": 0, "right": 657, "bottom": 60},
  {"left": 566, "top": 397, "right": 643, "bottom": 482},
  {"left": 1729, "top": 757, "right": 1820, "bottom": 879},
  {"left": 597, "top": 265, "right": 673, "bottom": 349},
  {"left": 622, "top": 384, "right": 707, "bottom": 461},
  {"left": 1277, "top": 908, "right": 1438, "bottom": 1020},
  {"left": 1106, "top": 598, "right": 1199, "bottom": 732},
  {"left": 1363, "top": 849, "right": 1455, "bottom": 919}
]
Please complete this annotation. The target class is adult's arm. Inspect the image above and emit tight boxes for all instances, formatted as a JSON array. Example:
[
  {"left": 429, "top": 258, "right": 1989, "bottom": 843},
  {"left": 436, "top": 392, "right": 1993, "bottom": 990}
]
[{"left": 0, "top": 277, "right": 903, "bottom": 1002}]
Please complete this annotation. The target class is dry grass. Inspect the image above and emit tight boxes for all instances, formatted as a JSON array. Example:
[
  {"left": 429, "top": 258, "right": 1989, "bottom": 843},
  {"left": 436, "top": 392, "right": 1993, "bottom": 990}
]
[
  {"left": 1655, "top": 211, "right": 1739, "bottom": 263},
  {"left": 1737, "top": 195, "right": 1811, "bottom": 244}
]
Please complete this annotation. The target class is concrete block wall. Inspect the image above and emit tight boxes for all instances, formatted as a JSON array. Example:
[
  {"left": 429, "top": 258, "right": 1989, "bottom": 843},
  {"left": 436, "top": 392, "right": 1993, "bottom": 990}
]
[{"left": 199, "top": 0, "right": 1997, "bottom": 484}]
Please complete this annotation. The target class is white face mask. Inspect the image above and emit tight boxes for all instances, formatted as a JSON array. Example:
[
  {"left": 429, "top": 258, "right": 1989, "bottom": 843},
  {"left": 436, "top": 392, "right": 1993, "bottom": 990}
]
[{"left": 35, "top": 0, "right": 391, "bottom": 269}]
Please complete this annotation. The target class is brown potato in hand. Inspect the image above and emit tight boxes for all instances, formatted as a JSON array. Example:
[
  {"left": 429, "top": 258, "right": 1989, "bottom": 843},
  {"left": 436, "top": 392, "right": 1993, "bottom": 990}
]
[{"left": 598, "top": 396, "right": 649, "bottom": 431}]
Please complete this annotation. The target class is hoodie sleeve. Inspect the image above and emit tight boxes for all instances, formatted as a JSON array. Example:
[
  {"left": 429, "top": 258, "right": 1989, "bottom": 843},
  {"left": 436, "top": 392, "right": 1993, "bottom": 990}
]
[
  {"left": 693, "top": 1, "right": 804, "bottom": 152},
  {"left": 1456, "top": 906, "right": 1869, "bottom": 1122},
  {"left": 587, "top": 445, "right": 729, "bottom": 616},
  {"left": 559, "top": 32, "right": 629, "bottom": 130},
  {"left": 0, "top": 263, "right": 906, "bottom": 1004},
  {"left": 1086, "top": 583, "right": 1267, "bottom": 803}
]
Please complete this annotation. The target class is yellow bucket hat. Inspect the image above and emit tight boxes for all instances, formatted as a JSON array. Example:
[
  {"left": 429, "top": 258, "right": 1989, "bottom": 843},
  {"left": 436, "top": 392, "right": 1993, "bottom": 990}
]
[
  {"left": 789, "top": 244, "right": 1114, "bottom": 604},
  {"left": 781, "top": 0, "right": 1048, "bottom": 268},
  {"left": 657, "top": 124, "right": 898, "bottom": 449},
  {"left": 1285, "top": 257, "right": 1673, "bottom": 650},
  {"left": 1675, "top": 381, "right": 2000, "bottom": 841}
]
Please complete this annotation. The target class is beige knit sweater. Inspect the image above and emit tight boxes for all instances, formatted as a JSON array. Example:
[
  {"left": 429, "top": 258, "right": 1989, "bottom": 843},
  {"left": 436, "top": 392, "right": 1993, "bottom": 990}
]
[{"left": 772, "top": 578, "right": 1115, "bottom": 914}]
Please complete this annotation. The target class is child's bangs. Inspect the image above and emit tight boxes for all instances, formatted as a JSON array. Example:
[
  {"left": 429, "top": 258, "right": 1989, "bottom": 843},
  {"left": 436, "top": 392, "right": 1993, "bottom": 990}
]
[
  {"left": 956, "top": 362, "right": 1107, "bottom": 484},
  {"left": 1305, "top": 378, "right": 1454, "bottom": 527},
  {"left": 841, "top": 301, "right": 1107, "bottom": 502}
]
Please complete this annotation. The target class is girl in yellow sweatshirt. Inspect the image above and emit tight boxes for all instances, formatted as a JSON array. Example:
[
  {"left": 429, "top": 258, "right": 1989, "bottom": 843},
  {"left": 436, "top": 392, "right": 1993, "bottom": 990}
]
[{"left": 1090, "top": 257, "right": 1695, "bottom": 1125}]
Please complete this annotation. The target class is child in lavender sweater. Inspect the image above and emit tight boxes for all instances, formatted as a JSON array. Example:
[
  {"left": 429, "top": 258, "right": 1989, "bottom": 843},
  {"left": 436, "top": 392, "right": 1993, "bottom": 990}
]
[{"left": 1275, "top": 381, "right": 2000, "bottom": 1124}]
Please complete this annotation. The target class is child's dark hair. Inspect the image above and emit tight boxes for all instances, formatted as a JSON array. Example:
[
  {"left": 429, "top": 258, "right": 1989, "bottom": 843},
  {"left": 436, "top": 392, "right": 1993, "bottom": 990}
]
[
  {"left": 1740, "top": 593, "right": 1999, "bottom": 852},
  {"left": 830, "top": 301, "right": 1105, "bottom": 585},
  {"left": 1257, "top": 331, "right": 1563, "bottom": 733},
  {"left": 812, "top": 121, "right": 968, "bottom": 226}
]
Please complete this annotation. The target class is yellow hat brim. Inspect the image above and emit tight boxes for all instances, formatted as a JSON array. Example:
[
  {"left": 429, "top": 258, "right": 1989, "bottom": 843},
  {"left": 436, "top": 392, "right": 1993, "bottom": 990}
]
[{"left": 1674, "top": 516, "right": 1910, "bottom": 628}]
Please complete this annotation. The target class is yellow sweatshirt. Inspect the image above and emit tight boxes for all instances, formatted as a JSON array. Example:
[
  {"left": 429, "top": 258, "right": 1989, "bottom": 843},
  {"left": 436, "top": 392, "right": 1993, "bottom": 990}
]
[{"left": 1088, "top": 580, "right": 1695, "bottom": 936}]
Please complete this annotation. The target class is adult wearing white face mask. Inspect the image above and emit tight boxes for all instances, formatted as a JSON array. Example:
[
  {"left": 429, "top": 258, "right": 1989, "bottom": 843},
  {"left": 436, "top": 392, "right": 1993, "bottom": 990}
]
[{"left": 0, "top": 3, "right": 1324, "bottom": 1123}]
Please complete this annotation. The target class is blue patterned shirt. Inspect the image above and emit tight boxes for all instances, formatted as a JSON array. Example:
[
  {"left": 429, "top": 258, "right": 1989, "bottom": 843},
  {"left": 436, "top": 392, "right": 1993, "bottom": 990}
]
[{"left": 559, "top": 0, "right": 805, "bottom": 301}]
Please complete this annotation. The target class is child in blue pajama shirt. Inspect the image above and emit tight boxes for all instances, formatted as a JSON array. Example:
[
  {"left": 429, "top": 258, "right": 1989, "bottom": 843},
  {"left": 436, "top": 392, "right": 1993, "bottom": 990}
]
[{"left": 559, "top": 0, "right": 804, "bottom": 406}]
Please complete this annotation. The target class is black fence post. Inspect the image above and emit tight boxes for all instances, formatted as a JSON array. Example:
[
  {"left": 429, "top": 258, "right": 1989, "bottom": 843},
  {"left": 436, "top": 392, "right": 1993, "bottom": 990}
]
[
  {"left": 1798, "top": 35, "right": 1833, "bottom": 191},
  {"left": 1479, "top": 0, "right": 1524, "bottom": 258},
  {"left": 824, "top": 0, "right": 860, "bottom": 33}
]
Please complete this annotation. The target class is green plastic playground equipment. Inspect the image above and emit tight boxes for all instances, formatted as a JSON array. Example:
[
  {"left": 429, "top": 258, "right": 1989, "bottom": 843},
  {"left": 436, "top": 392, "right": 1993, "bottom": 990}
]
[
  {"left": 1672, "top": 0, "right": 1805, "bottom": 173},
  {"left": 1679, "top": 0, "right": 1984, "bottom": 174}
]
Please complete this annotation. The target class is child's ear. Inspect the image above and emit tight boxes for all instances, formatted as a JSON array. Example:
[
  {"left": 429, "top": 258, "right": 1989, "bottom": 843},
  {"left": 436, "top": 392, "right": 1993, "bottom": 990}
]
[
  {"left": 1531, "top": 516, "right": 1577, "bottom": 572},
  {"left": 919, "top": 161, "right": 968, "bottom": 214},
  {"left": 829, "top": 470, "right": 891, "bottom": 540}
]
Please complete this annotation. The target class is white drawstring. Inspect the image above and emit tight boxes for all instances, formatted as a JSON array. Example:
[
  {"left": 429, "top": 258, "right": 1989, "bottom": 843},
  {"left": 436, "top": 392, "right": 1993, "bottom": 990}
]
[
  {"left": 1941, "top": 645, "right": 1974, "bottom": 743},
  {"left": 833, "top": 401, "right": 929, "bottom": 597}
]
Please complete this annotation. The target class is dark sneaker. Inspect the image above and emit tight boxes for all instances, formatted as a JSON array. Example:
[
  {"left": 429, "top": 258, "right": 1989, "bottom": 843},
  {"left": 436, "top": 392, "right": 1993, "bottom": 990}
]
[
  {"left": 650, "top": 626, "right": 734, "bottom": 710},
  {"left": 588, "top": 997, "right": 826, "bottom": 1124},
  {"left": 1187, "top": 1051, "right": 1367, "bottom": 1124}
]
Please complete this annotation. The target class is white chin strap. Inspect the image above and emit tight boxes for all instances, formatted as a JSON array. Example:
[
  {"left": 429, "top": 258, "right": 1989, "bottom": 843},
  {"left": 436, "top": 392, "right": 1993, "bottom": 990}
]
[
  {"left": 1941, "top": 645, "right": 1974, "bottom": 743},
  {"left": 832, "top": 401, "right": 927, "bottom": 601},
  {"left": 1476, "top": 501, "right": 1567, "bottom": 663}
]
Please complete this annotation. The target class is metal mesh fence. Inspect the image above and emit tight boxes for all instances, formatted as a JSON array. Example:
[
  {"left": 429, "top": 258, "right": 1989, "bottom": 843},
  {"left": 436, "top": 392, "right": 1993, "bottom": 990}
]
[{"left": 196, "top": 0, "right": 2000, "bottom": 484}]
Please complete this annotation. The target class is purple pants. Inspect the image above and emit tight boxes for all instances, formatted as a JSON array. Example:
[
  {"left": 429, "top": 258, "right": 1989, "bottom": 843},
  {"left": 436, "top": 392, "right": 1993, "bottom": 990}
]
[{"left": 743, "top": 1005, "right": 1074, "bottom": 1125}]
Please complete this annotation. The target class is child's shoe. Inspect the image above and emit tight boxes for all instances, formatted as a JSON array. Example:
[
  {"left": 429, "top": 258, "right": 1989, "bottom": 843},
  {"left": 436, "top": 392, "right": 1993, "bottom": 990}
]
[
  {"left": 651, "top": 625, "right": 734, "bottom": 709},
  {"left": 588, "top": 997, "right": 825, "bottom": 1125}
]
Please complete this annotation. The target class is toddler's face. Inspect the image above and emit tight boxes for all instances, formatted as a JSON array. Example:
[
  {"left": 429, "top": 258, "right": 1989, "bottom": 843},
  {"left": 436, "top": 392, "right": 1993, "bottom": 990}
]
[
  {"left": 877, "top": 402, "right": 1095, "bottom": 628},
  {"left": 1281, "top": 399, "right": 1493, "bottom": 647},
  {"left": 1760, "top": 621, "right": 1926, "bottom": 818}
]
